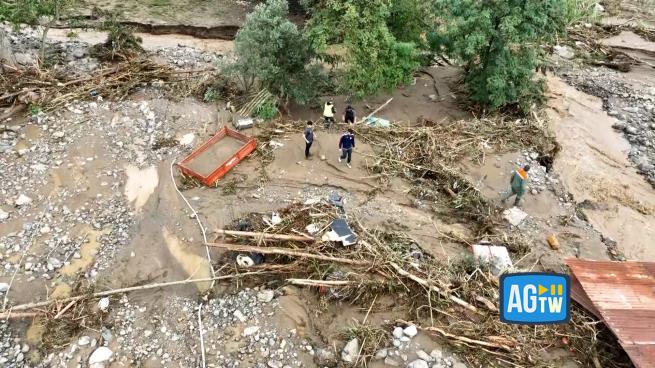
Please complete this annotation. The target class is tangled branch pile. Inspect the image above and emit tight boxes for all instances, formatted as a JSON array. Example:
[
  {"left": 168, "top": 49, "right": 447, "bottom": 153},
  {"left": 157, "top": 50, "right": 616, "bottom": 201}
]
[
  {"left": 0, "top": 58, "right": 202, "bottom": 119},
  {"left": 207, "top": 197, "right": 625, "bottom": 367}
]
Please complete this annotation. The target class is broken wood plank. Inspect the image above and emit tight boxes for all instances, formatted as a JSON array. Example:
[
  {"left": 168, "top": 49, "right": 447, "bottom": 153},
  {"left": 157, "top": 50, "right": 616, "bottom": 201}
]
[
  {"left": 356, "top": 98, "right": 393, "bottom": 124},
  {"left": 213, "top": 229, "right": 313, "bottom": 242},
  {"left": 206, "top": 242, "right": 371, "bottom": 266}
]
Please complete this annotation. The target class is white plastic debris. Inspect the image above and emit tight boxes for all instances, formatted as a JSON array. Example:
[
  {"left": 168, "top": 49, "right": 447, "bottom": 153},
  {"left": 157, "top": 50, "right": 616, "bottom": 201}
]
[
  {"left": 269, "top": 140, "right": 284, "bottom": 149},
  {"left": 236, "top": 254, "right": 255, "bottom": 267},
  {"left": 472, "top": 243, "right": 513, "bottom": 275},
  {"left": 305, "top": 224, "right": 320, "bottom": 235},
  {"left": 271, "top": 212, "right": 282, "bottom": 225},
  {"left": 98, "top": 297, "right": 110, "bottom": 312},
  {"left": 503, "top": 207, "right": 528, "bottom": 226}
]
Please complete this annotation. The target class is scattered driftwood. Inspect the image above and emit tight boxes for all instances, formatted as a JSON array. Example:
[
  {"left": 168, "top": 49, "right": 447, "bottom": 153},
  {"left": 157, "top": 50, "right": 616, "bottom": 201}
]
[
  {"left": 213, "top": 229, "right": 314, "bottom": 242},
  {"left": 357, "top": 97, "right": 393, "bottom": 124},
  {"left": 206, "top": 242, "right": 371, "bottom": 266},
  {"left": 2, "top": 272, "right": 268, "bottom": 313},
  {"left": 397, "top": 320, "right": 513, "bottom": 352},
  {"left": 389, "top": 262, "right": 481, "bottom": 315},
  {"left": 287, "top": 279, "right": 353, "bottom": 287}
]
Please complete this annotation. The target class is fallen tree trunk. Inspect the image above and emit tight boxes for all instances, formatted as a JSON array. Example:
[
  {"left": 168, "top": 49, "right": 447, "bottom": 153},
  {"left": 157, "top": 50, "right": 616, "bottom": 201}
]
[
  {"left": 2, "top": 271, "right": 268, "bottom": 313},
  {"left": 389, "top": 262, "right": 482, "bottom": 315},
  {"left": 213, "top": 229, "right": 313, "bottom": 242},
  {"left": 206, "top": 242, "right": 371, "bottom": 266}
]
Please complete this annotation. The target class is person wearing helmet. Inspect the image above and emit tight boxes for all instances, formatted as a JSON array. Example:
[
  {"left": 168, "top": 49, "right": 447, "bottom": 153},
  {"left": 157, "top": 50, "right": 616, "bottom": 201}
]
[{"left": 501, "top": 164, "right": 531, "bottom": 207}]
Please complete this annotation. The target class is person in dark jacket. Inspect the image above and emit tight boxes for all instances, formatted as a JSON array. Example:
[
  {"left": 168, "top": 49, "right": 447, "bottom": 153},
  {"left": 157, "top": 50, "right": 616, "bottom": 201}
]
[
  {"left": 344, "top": 105, "right": 355, "bottom": 125},
  {"left": 303, "top": 121, "right": 315, "bottom": 159},
  {"left": 338, "top": 128, "right": 355, "bottom": 168}
]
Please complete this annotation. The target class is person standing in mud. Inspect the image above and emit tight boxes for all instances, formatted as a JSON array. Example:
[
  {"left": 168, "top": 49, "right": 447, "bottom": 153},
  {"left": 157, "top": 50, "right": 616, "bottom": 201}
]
[
  {"left": 323, "top": 100, "right": 336, "bottom": 129},
  {"left": 501, "top": 164, "right": 530, "bottom": 207},
  {"left": 344, "top": 104, "right": 355, "bottom": 125},
  {"left": 338, "top": 128, "right": 355, "bottom": 168},
  {"left": 303, "top": 121, "right": 315, "bottom": 159}
]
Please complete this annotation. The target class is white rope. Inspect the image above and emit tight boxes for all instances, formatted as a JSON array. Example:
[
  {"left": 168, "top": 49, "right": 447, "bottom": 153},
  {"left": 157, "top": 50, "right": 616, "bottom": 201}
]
[{"left": 169, "top": 158, "right": 215, "bottom": 284}]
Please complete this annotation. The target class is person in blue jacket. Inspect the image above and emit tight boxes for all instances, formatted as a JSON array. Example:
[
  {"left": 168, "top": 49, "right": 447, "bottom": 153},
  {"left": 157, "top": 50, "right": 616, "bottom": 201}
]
[{"left": 338, "top": 128, "right": 355, "bottom": 168}]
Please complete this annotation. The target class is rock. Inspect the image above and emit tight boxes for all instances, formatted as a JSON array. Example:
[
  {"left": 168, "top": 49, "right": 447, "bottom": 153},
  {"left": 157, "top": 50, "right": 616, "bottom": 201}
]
[
  {"left": 257, "top": 290, "right": 275, "bottom": 303},
  {"left": 314, "top": 348, "right": 337, "bottom": 366},
  {"left": 47, "top": 257, "right": 62, "bottom": 269},
  {"left": 529, "top": 152, "right": 539, "bottom": 160},
  {"left": 88, "top": 347, "right": 113, "bottom": 365},
  {"left": 384, "top": 356, "right": 401, "bottom": 366},
  {"left": 430, "top": 350, "right": 443, "bottom": 360},
  {"left": 341, "top": 338, "right": 359, "bottom": 363},
  {"left": 416, "top": 350, "right": 433, "bottom": 362},
  {"left": 625, "top": 126, "right": 638, "bottom": 135},
  {"left": 374, "top": 349, "right": 388, "bottom": 360},
  {"left": 393, "top": 326, "right": 404, "bottom": 339},
  {"left": 233, "top": 310, "right": 247, "bottom": 322},
  {"left": 503, "top": 207, "right": 528, "bottom": 226},
  {"left": 403, "top": 325, "right": 418, "bottom": 338},
  {"left": 553, "top": 45, "right": 574, "bottom": 59},
  {"left": 638, "top": 163, "right": 654, "bottom": 173},
  {"left": 611, "top": 122, "right": 626, "bottom": 130},
  {"left": 71, "top": 48, "right": 87, "bottom": 59},
  {"left": 428, "top": 94, "right": 438, "bottom": 102},
  {"left": 78, "top": 336, "right": 91, "bottom": 346},
  {"left": 407, "top": 359, "right": 430, "bottom": 368},
  {"left": 243, "top": 326, "right": 260, "bottom": 336},
  {"left": 0, "top": 283, "right": 8, "bottom": 292},
  {"left": 623, "top": 106, "right": 639, "bottom": 113},
  {"left": 0, "top": 208, "right": 9, "bottom": 221},
  {"left": 531, "top": 188, "right": 538, "bottom": 195},
  {"left": 98, "top": 297, "right": 110, "bottom": 312},
  {"left": 267, "top": 360, "right": 283, "bottom": 368},
  {"left": 593, "top": 3, "right": 604, "bottom": 12},
  {"left": 14, "top": 53, "right": 35, "bottom": 66},
  {"left": 15, "top": 194, "right": 33, "bottom": 207},
  {"left": 392, "top": 339, "right": 401, "bottom": 347}
]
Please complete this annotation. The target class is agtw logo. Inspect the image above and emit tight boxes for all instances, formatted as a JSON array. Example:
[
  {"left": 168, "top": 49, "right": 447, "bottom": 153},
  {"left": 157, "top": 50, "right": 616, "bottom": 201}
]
[{"left": 500, "top": 272, "right": 570, "bottom": 324}]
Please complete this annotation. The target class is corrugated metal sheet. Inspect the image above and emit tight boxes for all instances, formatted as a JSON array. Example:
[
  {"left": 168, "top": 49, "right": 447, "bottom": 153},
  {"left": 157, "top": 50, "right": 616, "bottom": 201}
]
[{"left": 567, "top": 259, "right": 655, "bottom": 368}]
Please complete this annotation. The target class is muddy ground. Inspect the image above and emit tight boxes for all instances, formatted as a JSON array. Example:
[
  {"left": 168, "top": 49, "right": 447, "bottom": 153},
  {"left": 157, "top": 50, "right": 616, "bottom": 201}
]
[{"left": 1, "top": 15, "right": 655, "bottom": 368}]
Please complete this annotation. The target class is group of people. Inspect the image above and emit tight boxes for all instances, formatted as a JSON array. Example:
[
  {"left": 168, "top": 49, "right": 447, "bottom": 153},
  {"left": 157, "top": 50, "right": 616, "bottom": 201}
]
[{"left": 303, "top": 100, "right": 357, "bottom": 168}]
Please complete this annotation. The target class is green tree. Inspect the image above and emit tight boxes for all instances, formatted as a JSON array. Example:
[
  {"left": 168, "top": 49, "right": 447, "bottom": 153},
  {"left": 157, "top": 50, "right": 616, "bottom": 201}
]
[
  {"left": 431, "top": 0, "right": 567, "bottom": 113},
  {"left": 306, "top": 0, "right": 421, "bottom": 99},
  {"left": 0, "top": 0, "right": 79, "bottom": 62},
  {"left": 224, "top": 0, "right": 322, "bottom": 105}
]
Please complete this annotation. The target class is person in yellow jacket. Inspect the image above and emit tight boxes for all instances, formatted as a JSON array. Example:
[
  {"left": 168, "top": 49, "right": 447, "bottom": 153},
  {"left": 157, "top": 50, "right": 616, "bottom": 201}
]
[
  {"left": 323, "top": 100, "right": 336, "bottom": 129},
  {"left": 501, "top": 165, "right": 530, "bottom": 207}
]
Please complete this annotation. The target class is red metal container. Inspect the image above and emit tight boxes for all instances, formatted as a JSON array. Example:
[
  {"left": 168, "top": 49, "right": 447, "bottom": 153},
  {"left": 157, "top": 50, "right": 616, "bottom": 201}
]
[{"left": 177, "top": 127, "right": 256, "bottom": 186}]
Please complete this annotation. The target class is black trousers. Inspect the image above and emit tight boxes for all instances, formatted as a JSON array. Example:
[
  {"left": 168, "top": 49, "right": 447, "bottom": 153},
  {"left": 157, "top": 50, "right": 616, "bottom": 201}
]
[
  {"left": 305, "top": 141, "right": 313, "bottom": 158},
  {"left": 340, "top": 148, "right": 352, "bottom": 163}
]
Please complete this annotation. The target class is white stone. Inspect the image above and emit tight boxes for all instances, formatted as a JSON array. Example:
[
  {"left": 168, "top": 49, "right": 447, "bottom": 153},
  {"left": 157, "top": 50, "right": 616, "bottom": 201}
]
[
  {"left": 179, "top": 133, "right": 195, "bottom": 146},
  {"left": 430, "top": 350, "right": 443, "bottom": 360},
  {"left": 257, "top": 290, "right": 275, "bottom": 303},
  {"left": 553, "top": 45, "right": 574, "bottom": 59},
  {"left": 78, "top": 336, "right": 91, "bottom": 346},
  {"left": 15, "top": 194, "right": 32, "bottom": 206},
  {"left": 407, "top": 359, "right": 430, "bottom": 368},
  {"left": 593, "top": 3, "right": 604, "bottom": 12},
  {"left": 243, "top": 326, "right": 260, "bottom": 336},
  {"left": 233, "top": 310, "right": 247, "bottom": 322},
  {"left": 416, "top": 350, "right": 433, "bottom": 362},
  {"left": 392, "top": 326, "right": 404, "bottom": 339},
  {"left": 98, "top": 297, "right": 110, "bottom": 312},
  {"left": 0, "top": 208, "right": 8, "bottom": 221},
  {"left": 88, "top": 347, "right": 113, "bottom": 365},
  {"left": 374, "top": 349, "right": 388, "bottom": 359},
  {"left": 403, "top": 325, "right": 418, "bottom": 338},
  {"left": 341, "top": 338, "right": 359, "bottom": 363}
]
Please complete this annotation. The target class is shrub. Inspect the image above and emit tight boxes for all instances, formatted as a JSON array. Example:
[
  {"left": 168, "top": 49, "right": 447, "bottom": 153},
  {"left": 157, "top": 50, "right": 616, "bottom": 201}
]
[
  {"left": 430, "top": 0, "right": 567, "bottom": 114},
  {"left": 224, "top": 0, "right": 322, "bottom": 105}
]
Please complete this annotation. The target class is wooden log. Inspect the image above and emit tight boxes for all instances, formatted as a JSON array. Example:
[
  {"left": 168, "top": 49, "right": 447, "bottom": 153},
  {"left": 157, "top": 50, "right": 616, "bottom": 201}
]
[
  {"left": 2, "top": 272, "right": 268, "bottom": 313},
  {"left": 287, "top": 279, "right": 353, "bottom": 287},
  {"left": 356, "top": 98, "right": 393, "bottom": 124},
  {"left": 389, "top": 262, "right": 482, "bottom": 315},
  {"left": 206, "top": 242, "right": 370, "bottom": 266},
  {"left": 213, "top": 229, "right": 313, "bottom": 242}
]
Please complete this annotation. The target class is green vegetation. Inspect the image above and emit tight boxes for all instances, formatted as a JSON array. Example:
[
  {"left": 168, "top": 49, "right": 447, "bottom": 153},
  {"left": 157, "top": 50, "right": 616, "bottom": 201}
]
[
  {"left": 90, "top": 12, "right": 144, "bottom": 61},
  {"left": 430, "top": 0, "right": 568, "bottom": 114},
  {"left": 0, "top": 0, "right": 80, "bottom": 62},
  {"left": 305, "top": 0, "right": 421, "bottom": 99},
  {"left": 253, "top": 100, "right": 279, "bottom": 120},
  {"left": 223, "top": 0, "right": 323, "bottom": 105}
]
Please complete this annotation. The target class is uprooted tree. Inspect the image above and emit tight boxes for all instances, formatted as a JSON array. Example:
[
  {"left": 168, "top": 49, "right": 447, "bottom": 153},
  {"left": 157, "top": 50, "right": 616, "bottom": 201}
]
[
  {"left": 0, "top": 0, "right": 80, "bottom": 63},
  {"left": 305, "top": 0, "right": 422, "bottom": 99},
  {"left": 222, "top": 0, "right": 324, "bottom": 106},
  {"left": 430, "top": 0, "right": 567, "bottom": 114}
]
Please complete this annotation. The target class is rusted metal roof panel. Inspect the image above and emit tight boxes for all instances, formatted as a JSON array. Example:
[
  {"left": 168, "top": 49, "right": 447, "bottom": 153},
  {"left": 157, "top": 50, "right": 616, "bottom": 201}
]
[{"left": 567, "top": 259, "right": 655, "bottom": 368}]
